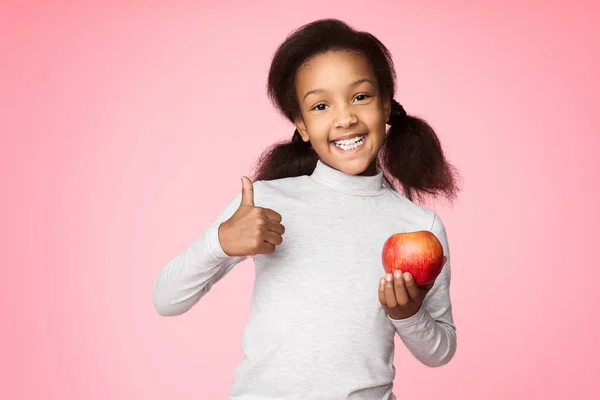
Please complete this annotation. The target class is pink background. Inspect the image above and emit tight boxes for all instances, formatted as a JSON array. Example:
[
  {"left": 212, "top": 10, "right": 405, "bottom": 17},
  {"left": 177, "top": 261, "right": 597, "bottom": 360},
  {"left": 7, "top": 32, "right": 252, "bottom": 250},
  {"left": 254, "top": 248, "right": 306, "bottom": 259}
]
[{"left": 2, "top": 1, "right": 599, "bottom": 399}]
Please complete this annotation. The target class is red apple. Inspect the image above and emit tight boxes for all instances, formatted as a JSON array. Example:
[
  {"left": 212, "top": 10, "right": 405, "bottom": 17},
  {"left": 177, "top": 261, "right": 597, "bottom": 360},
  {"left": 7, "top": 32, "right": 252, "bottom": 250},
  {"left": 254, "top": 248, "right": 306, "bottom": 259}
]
[{"left": 381, "top": 231, "right": 444, "bottom": 286}]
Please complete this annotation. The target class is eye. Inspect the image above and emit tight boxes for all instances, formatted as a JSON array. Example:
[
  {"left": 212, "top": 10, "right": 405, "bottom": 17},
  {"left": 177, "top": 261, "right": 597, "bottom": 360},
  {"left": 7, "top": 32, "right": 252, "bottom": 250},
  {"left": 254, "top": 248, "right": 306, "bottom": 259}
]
[
  {"left": 312, "top": 103, "right": 328, "bottom": 111},
  {"left": 354, "top": 94, "right": 371, "bottom": 102}
]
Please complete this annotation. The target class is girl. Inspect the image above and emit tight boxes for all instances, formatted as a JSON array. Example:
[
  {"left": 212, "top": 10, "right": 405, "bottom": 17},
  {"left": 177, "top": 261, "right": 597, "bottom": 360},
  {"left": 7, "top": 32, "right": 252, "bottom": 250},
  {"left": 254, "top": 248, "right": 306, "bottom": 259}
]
[{"left": 153, "top": 18, "right": 460, "bottom": 400}]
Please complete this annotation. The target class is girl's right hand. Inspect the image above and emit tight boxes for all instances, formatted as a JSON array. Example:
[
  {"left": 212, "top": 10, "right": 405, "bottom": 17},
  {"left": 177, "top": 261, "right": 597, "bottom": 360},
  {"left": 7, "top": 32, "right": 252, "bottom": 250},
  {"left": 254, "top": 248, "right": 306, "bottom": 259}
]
[{"left": 218, "top": 177, "right": 285, "bottom": 257}]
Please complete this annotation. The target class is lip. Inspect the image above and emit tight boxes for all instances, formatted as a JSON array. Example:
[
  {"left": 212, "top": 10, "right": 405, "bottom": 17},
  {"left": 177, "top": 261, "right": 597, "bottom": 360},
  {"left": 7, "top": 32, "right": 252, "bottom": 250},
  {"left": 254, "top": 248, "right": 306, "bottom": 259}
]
[
  {"left": 330, "top": 134, "right": 368, "bottom": 154},
  {"left": 330, "top": 132, "right": 367, "bottom": 142}
]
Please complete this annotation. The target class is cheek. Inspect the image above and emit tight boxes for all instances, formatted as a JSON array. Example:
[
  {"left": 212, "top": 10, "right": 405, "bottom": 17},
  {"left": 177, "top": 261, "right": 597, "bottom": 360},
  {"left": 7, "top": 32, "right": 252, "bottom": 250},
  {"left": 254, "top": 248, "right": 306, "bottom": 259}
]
[
  {"left": 363, "top": 111, "right": 387, "bottom": 135},
  {"left": 305, "top": 119, "right": 331, "bottom": 142}
]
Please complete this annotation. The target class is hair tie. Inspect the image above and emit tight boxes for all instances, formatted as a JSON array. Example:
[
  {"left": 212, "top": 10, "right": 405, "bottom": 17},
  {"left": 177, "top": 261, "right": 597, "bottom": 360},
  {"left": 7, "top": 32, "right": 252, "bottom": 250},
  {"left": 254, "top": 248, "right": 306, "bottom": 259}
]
[{"left": 388, "top": 99, "right": 408, "bottom": 125}]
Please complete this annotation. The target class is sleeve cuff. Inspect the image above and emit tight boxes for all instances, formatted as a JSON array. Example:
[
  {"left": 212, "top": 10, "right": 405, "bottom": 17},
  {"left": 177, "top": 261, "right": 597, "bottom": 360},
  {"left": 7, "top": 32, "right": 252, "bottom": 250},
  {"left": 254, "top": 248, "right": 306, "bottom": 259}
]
[
  {"left": 388, "top": 304, "right": 429, "bottom": 329},
  {"left": 205, "top": 222, "right": 230, "bottom": 260}
]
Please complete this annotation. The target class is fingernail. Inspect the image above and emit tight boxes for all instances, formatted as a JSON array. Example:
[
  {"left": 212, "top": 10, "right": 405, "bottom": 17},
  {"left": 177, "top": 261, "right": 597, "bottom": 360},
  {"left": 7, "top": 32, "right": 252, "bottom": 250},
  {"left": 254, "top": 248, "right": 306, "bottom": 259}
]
[
  {"left": 404, "top": 272, "right": 412, "bottom": 281},
  {"left": 394, "top": 270, "right": 401, "bottom": 279},
  {"left": 386, "top": 274, "right": 392, "bottom": 282}
]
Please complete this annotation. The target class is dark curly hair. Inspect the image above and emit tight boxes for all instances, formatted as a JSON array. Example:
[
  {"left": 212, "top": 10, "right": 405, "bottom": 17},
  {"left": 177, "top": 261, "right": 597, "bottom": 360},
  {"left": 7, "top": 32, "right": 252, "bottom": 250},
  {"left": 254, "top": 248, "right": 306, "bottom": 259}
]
[{"left": 251, "top": 18, "right": 460, "bottom": 203}]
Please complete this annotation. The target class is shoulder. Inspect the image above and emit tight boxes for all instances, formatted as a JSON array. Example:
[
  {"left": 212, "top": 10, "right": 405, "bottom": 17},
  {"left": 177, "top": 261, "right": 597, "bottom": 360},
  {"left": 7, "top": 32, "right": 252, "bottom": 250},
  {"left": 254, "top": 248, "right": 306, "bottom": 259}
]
[
  {"left": 383, "top": 189, "right": 445, "bottom": 233},
  {"left": 252, "top": 175, "right": 313, "bottom": 202}
]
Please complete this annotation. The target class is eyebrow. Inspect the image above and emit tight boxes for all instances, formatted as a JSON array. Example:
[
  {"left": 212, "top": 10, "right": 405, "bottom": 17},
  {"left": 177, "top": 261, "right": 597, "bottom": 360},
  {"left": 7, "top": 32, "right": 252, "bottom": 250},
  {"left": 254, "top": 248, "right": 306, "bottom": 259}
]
[{"left": 302, "top": 78, "right": 375, "bottom": 101}]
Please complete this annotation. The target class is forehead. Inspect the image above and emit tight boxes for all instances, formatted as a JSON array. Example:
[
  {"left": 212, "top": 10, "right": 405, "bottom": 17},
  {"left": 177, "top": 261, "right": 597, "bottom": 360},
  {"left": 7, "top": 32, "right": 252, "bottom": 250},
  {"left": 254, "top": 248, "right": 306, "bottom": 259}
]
[{"left": 296, "top": 50, "right": 377, "bottom": 92}]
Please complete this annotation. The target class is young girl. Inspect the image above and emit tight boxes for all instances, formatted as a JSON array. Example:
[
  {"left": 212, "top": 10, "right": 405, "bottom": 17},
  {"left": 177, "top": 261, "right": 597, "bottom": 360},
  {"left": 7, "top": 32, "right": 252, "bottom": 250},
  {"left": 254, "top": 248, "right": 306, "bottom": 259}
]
[{"left": 153, "top": 18, "right": 460, "bottom": 400}]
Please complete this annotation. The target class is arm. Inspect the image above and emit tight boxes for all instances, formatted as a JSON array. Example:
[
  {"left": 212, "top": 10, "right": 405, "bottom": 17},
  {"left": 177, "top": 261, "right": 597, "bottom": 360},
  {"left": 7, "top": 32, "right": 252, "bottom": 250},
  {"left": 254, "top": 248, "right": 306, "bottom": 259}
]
[
  {"left": 389, "top": 212, "right": 457, "bottom": 367},
  {"left": 152, "top": 193, "right": 248, "bottom": 317}
]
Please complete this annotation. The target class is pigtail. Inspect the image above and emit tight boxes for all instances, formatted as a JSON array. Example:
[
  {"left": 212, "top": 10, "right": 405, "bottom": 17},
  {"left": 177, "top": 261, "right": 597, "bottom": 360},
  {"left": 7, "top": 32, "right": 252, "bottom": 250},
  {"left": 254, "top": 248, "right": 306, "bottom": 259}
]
[
  {"left": 253, "top": 18, "right": 460, "bottom": 201},
  {"left": 379, "top": 103, "right": 460, "bottom": 203},
  {"left": 251, "top": 130, "right": 318, "bottom": 181}
]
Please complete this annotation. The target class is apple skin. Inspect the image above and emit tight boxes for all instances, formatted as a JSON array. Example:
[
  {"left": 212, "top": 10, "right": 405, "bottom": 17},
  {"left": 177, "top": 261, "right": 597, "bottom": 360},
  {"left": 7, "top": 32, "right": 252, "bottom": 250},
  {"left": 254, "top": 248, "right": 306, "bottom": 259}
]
[{"left": 381, "top": 230, "right": 444, "bottom": 286}]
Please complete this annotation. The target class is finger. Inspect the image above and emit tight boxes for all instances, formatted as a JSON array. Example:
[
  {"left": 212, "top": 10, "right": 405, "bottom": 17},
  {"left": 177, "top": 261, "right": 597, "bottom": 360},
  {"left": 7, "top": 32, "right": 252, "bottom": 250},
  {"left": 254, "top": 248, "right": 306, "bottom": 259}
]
[
  {"left": 263, "top": 208, "right": 282, "bottom": 223},
  {"left": 378, "top": 278, "right": 387, "bottom": 307},
  {"left": 384, "top": 274, "right": 397, "bottom": 308},
  {"left": 443, "top": 255, "right": 447, "bottom": 265},
  {"left": 267, "top": 220, "right": 286, "bottom": 235},
  {"left": 257, "top": 241, "right": 276, "bottom": 255},
  {"left": 421, "top": 283, "right": 435, "bottom": 293},
  {"left": 419, "top": 283, "right": 435, "bottom": 300},
  {"left": 240, "top": 176, "right": 255, "bottom": 206},
  {"left": 404, "top": 272, "right": 422, "bottom": 301},
  {"left": 264, "top": 231, "right": 283, "bottom": 246},
  {"left": 393, "top": 270, "right": 410, "bottom": 306}
]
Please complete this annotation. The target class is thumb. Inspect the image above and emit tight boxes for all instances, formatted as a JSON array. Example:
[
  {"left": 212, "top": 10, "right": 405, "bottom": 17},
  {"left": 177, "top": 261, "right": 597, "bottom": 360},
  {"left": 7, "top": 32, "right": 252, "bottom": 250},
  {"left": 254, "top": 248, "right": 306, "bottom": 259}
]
[{"left": 240, "top": 176, "right": 255, "bottom": 206}]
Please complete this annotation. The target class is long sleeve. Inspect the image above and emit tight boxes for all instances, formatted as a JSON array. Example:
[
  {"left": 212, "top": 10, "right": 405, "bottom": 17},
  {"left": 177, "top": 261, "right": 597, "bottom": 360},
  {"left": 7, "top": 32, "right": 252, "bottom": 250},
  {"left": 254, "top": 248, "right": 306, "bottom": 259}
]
[
  {"left": 152, "top": 193, "right": 248, "bottom": 317},
  {"left": 389, "top": 212, "right": 457, "bottom": 367}
]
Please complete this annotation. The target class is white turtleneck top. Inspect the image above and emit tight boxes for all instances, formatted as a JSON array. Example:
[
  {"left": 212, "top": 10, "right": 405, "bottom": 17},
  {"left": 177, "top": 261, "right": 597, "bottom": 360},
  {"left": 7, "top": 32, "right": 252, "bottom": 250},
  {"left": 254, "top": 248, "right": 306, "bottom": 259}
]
[{"left": 152, "top": 160, "right": 457, "bottom": 400}]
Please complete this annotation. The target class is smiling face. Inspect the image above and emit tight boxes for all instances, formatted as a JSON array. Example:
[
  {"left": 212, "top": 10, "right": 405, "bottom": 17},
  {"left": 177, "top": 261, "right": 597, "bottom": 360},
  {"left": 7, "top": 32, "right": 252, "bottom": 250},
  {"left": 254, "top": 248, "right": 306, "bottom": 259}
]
[{"left": 294, "top": 50, "right": 391, "bottom": 176}]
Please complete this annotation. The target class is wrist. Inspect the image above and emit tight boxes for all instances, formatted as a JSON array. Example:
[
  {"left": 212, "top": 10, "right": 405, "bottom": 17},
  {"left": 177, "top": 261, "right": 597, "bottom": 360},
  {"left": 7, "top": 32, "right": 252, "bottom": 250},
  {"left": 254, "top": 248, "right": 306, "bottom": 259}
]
[
  {"left": 388, "top": 304, "right": 428, "bottom": 327},
  {"left": 388, "top": 303, "right": 422, "bottom": 321},
  {"left": 217, "top": 221, "right": 233, "bottom": 256}
]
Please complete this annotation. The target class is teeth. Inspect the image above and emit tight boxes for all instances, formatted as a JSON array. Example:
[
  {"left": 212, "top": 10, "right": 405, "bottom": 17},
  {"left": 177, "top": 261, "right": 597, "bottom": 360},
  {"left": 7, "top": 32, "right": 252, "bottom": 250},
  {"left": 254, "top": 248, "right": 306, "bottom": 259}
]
[{"left": 334, "top": 135, "right": 365, "bottom": 150}]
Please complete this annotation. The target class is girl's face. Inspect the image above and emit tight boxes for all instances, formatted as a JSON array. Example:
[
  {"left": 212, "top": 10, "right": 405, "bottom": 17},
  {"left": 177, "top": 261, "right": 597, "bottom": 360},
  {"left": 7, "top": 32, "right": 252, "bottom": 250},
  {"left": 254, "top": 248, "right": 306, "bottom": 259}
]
[{"left": 294, "top": 50, "right": 391, "bottom": 176}]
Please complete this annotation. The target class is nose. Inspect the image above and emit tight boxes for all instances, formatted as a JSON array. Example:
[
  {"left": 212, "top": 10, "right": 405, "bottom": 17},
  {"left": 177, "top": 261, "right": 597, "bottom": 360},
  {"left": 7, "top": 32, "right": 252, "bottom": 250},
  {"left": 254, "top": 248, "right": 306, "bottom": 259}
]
[{"left": 334, "top": 105, "right": 358, "bottom": 129}]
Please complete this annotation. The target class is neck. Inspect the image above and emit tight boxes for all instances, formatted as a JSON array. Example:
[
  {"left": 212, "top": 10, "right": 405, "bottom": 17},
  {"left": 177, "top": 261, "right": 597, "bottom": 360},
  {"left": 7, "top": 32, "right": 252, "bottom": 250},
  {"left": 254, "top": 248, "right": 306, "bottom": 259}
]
[
  {"left": 319, "top": 159, "right": 378, "bottom": 177},
  {"left": 357, "top": 160, "right": 378, "bottom": 176},
  {"left": 309, "top": 159, "right": 385, "bottom": 197}
]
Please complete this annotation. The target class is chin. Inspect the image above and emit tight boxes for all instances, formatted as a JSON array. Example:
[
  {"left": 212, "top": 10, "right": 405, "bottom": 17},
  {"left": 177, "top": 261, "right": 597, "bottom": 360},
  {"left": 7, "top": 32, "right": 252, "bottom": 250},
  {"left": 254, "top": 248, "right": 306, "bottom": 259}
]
[
  {"left": 331, "top": 157, "right": 374, "bottom": 176},
  {"left": 322, "top": 133, "right": 381, "bottom": 176}
]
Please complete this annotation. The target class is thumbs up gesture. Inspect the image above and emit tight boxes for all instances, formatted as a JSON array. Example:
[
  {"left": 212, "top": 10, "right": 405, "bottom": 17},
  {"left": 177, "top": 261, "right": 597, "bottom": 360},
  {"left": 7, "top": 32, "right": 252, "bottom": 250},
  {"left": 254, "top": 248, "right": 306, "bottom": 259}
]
[{"left": 218, "top": 177, "right": 286, "bottom": 257}]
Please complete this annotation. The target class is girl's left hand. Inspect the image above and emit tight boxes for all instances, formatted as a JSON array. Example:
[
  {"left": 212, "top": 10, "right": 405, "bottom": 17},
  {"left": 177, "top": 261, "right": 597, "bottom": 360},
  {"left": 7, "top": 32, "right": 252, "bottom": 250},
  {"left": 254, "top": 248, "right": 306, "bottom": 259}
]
[{"left": 378, "top": 256, "right": 446, "bottom": 320}]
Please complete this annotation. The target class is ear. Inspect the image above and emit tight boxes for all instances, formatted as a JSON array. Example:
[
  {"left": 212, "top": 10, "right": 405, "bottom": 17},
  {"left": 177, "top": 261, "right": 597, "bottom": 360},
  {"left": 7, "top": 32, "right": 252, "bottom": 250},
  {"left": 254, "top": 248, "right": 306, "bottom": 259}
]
[
  {"left": 383, "top": 94, "right": 392, "bottom": 123},
  {"left": 294, "top": 117, "right": 310, "bottom": 143}
]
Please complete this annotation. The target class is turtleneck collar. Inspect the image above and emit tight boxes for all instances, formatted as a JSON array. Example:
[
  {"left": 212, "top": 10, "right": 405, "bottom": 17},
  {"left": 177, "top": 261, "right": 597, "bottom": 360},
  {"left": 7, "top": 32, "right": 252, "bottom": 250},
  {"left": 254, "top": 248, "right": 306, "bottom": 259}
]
[{"left": 309, "top": 160, "right": 386, "bottom": 196}]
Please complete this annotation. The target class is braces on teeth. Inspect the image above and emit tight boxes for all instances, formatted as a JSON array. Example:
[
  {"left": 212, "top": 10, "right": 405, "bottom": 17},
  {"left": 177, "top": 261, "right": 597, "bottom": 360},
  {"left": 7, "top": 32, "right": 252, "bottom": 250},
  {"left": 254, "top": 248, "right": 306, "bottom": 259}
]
[{"left": 334, "top": 135, "right": 365, "bottom": 150}]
